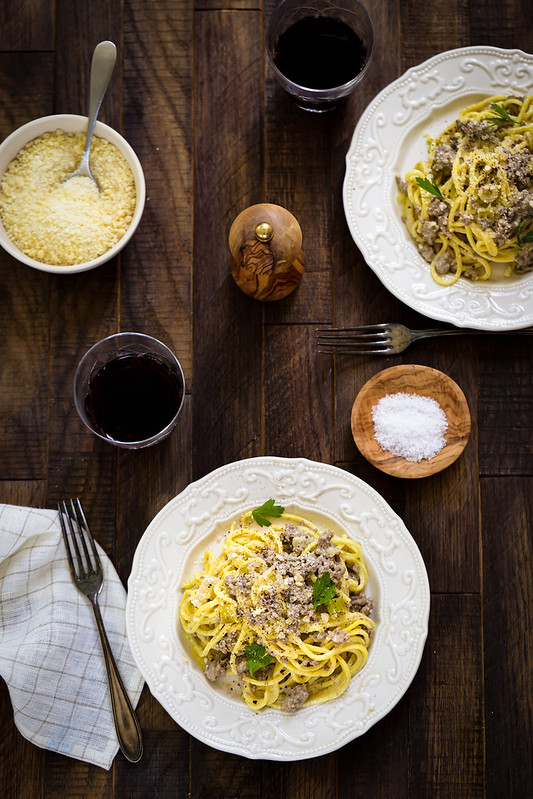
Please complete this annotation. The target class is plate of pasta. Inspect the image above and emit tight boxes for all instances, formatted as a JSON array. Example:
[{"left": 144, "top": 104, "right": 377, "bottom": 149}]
[
  {"left": 126, "top": 456, "right": 430, "bottom": 760},
  {"left": 343, "top": 46, "right": 533, "bottom": 330}
]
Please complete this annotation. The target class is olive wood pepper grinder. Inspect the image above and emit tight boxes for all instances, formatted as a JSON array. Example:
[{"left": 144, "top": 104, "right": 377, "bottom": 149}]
[{"left": 229, "top": 203, "right": 305, "bottom": 301}]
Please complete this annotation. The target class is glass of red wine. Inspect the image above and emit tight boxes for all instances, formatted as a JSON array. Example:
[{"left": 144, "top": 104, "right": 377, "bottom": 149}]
[
  {"left": 266, "top": 0, "right": 374, "bottom": 112},
  {"left": 74, "top": 332, "right": 185, "bottom": 449}
]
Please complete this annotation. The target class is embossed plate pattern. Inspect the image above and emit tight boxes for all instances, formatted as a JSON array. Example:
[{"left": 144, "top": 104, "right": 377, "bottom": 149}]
[
  {"left": 343, "top": 46, "right": 533, "bottom": 330},
  {"left": 126, "top": 457, "right": 430, "bottom": 760}
]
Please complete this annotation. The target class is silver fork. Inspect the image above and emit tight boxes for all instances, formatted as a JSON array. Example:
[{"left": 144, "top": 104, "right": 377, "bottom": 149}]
[
  {"left": 58, "top": 499, "right": 143, "bottom": 763},
  {"left": 315, "top": 322, "right": 533, "bottom": 355}
]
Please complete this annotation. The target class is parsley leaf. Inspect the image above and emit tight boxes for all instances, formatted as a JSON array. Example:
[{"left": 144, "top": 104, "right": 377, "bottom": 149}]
[
  {"left": 244, "top": 642, "right": 274, "bottom": 676},
  {"left": 251, "top": 498, "right": 284, "bottom": 527},
  {"left": 415, "top": 176, "right": 446, "bottom": 201},
  {"left": 517, "top": 220, "right": 533, "bottom": 247},
  {"left": 312, "top": 572, "right": 337, "bottom": 610},
  {"left": 485, "top": 102, "right": 524, "bottom": 127}
]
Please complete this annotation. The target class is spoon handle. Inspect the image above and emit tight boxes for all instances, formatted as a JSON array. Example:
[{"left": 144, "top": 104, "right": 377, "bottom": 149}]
[{"left": 81, "top": 41, "right": 117, "bottom": 165}]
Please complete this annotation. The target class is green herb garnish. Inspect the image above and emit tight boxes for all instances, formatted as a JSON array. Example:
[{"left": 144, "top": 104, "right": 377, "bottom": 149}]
[
  {"left": 312, "top": 572, "right": 337, "bottom": 610},
  {"left": 485, "top": 102, "right": 524, "bottom": 127},
  {"left": 415, "top": 176, "right": 446, "bottom": 201},
  {"left": 244, "top": 643, "right": 274, "bottom": 676},
  {"left": 517, "top": 219, "right": 533, "bottom": 247},
  {"left": 251, "top": 498, "right": 284, "bottom": 527}
]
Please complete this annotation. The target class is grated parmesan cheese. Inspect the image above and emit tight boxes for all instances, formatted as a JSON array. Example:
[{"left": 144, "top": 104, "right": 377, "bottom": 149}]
[
  {"left": 0, "top": 129, "right": 136, "bottom": 265},
  {"left": 371, "top": 391, "right": 448, "bottom": 462}
]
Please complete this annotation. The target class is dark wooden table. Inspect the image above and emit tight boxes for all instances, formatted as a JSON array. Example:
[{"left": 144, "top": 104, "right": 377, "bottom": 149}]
[{"left": 1, "top": 1, "right": 532, "bottom": 797}]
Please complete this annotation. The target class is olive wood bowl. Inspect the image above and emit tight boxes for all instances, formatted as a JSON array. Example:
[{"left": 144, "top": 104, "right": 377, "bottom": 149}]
[{"left": 351, "top": 364, "right": 471, "bottom": 478}]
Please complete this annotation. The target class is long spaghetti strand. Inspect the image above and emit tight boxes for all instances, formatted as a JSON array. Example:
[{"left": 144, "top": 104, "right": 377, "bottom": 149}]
[
  {"left": 397, "top": 95, "right": 533, "bottom": 285},
  {"left": 179, "top": 511, "right": 375, "bottom": 711}
]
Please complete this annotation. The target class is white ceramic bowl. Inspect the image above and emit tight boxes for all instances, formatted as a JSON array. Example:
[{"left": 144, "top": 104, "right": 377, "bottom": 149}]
[{"left": 0, "top": 114, "right": 146, "bottom": 274}]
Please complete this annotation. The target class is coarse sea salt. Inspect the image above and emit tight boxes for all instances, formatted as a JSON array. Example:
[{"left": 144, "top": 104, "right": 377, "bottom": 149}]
[{"left": 371, "top": 391, "right": 448, "bottom": 462}]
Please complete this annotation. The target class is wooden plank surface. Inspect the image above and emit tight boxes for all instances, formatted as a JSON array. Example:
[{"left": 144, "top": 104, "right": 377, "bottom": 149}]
[
  {"left": 0, "top": 0, "right": 532, "bottom": 797},
  {"left": 483, "top": 477, "right": 533, "bottom": 799}
]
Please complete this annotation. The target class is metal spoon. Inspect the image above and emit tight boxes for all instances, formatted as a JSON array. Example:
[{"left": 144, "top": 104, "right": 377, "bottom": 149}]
[{"left": 64, "top": 40, "right": 117, "bottom": 187}]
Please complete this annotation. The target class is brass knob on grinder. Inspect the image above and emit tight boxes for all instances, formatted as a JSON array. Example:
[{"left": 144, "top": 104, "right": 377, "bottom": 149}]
[{"left": 229, "top": 203, "right": 305, "bottom": 301}]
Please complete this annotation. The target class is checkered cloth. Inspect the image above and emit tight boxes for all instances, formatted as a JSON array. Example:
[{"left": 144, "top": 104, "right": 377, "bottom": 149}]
[{"left": 0, "top": 504, "right": 144, "bottom": 769}]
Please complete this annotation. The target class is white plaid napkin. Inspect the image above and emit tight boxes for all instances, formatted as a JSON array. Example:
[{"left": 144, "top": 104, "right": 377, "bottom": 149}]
[{"left": 0, "top": 503, "right": 144, "bottom": 769}]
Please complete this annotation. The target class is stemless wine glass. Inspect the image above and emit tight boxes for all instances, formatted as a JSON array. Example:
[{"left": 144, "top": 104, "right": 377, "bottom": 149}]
[
  {"left": 74, "top": 332, "right": 185, "bottom": 449},
  {"left": 266, "top": 0, "right": 375, "bottom": 112}
]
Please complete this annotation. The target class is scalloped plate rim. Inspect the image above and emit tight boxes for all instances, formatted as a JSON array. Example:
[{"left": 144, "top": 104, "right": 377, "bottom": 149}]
[
  {"left": 343, "top": 45, "right": 533, "bottom": 331},
  {"left": 126, "top": 456, "right": 430, "bottom": 760}
]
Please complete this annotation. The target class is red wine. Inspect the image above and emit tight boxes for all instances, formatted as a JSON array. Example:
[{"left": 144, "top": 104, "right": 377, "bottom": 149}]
[
  {"left": 273, "top": 15, "right": 368, "bottom": 90},
  {"left": 84, "top": 353, "right": 183, "bottom": 442}
]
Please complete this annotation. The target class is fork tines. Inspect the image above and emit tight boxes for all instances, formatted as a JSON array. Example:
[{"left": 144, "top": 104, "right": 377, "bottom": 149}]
[
  {"left": 315, "top": 324, "right": 392, "bottom": 354},
  {"left": 58, "top": 498, "right": 102, "bottom": 580}
]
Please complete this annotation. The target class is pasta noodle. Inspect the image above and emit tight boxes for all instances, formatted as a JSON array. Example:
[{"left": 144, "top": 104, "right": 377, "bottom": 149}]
[
  {"left": 397, "top": 95, "right": 533, "bottom": 285},
  {"left": 179, "top": 508, "right": 375, "bottom": 711}
]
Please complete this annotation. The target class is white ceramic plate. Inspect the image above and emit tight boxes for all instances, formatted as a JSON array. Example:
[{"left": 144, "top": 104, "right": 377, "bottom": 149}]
[
  {"left": 126, "top": 456, "right": 430, "bottom": 760},
  {"left": 343, "top": 46, "right": 533, "bottom": 330}
]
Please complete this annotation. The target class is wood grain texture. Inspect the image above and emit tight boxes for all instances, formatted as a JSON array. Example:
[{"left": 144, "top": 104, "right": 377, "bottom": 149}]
[
  {"left": 265, "top": 324, "right": 334, "bottom": 462},
  {"left": 122, "top": 0, "right": 193, "bottom": 384},
  {"left": 42, "top": 755, "right": 112, "bottom": 799},
  {"left": 0, "top": 54, "right": 53, "bottom": 481},
  {"left": 0, "top": 0, "right": 53, "bottom": 51},
  {"left": 115, "top": 729, "right": 190, "bottom": 798},
  {"left": 263, "top": 754, "right": 337, "bottom": 799},
  {"left": 470, "top": 0, "right": 533, "bottom": 49},
  {"left": 55, "top": 0, "right": 122, "bottom": 127},
  {"left": 399, "top": 0, "right": 470, "bottom": 68},
  {"left": 190, "top": 744, "right": 260, "bottom": 799},
  {"left": 409, "top": 594, "right": 483, "bottom": 798},
  {"left": 193, "top": 8, "right": 263, "bottom": 478},
  {"left": 482, "top": 477, "right": 533, "bottom": 798},
  {"left": 229, "top": 203, "right": 305, "bottom": 301},
  {"left": 337, "top": 706, "right": 410, "bottom": 799},
  {"left": 478, "top": 337, "right": 533, "bottom": 475},
  {"left": 0, "top": 0, "right": 532, "bottom": 796}
]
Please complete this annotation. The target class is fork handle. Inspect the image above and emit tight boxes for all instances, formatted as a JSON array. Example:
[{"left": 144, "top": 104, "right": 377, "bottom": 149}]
[
  {"left": 81, "top": 42, "right": 117, "bottom": 168},
  {"left": 412, "top": 327, "right": 533, "bottom": 340},
  {"left": 91, "top": 598, "right": 144, "bottom": 763}
]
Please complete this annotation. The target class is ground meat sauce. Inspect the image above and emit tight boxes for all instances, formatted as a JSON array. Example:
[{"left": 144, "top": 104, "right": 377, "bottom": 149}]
[
  {"left": 397, "top": 96, "right": 533, "bottom": 281},
  {"left": 282, "top": 684, "right": 310, "bottom": 712},
  {"left": 431, "top": 142, "right": 456, "bottom": 178},
  {"left": 203, "top": 522, "right": 373, "bottom": 711}
]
